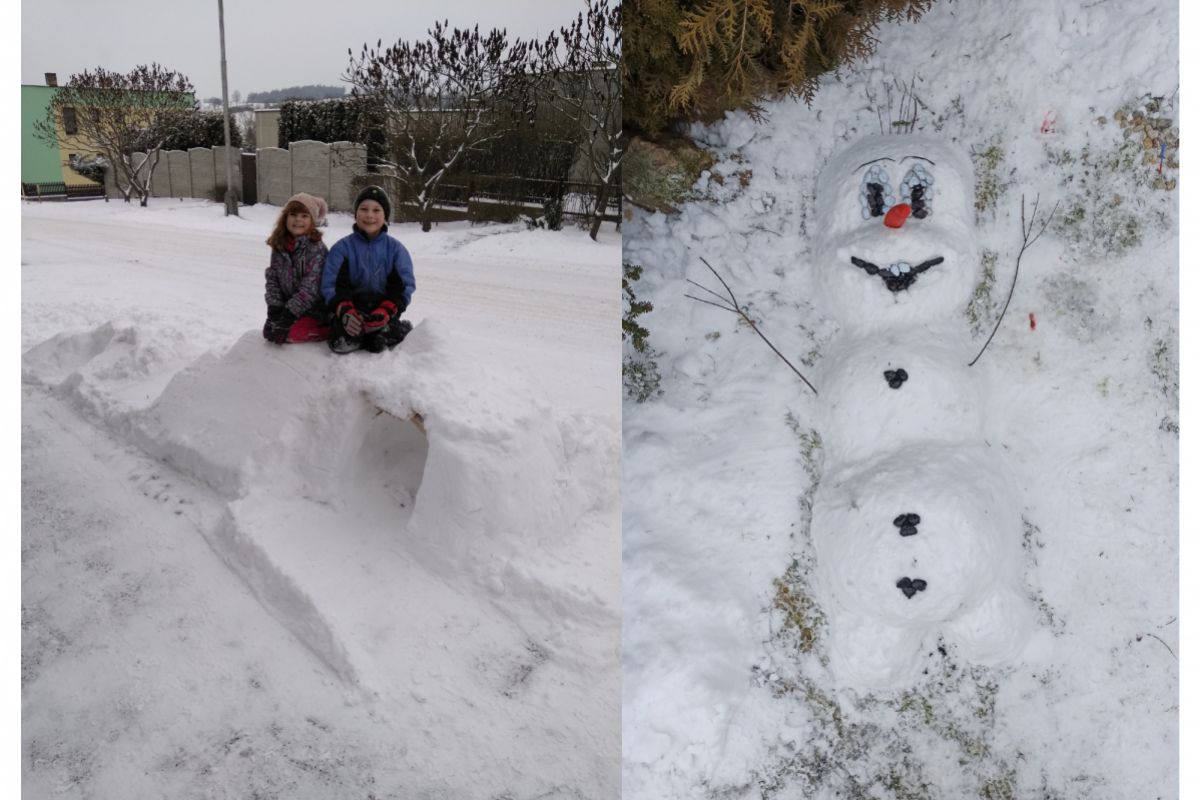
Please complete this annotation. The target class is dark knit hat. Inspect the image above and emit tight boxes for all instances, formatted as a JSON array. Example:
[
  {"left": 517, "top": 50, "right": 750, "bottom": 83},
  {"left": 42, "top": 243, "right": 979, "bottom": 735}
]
[{"left": 354, "top": 185, "right": 392, "bottom": 223}]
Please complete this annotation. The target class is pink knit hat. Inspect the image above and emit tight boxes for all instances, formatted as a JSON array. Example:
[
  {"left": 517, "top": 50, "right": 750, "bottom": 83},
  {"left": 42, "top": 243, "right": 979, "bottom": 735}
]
[{"left": 288, "top": 193, "right": 328, "bottom": 225}]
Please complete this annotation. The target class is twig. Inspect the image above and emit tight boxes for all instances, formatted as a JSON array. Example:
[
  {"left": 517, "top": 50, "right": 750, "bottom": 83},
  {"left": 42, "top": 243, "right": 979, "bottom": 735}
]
[
  {"left": 685, "top": 257, "right": 818, "bottom": 395},
  {"left": 1146, "top": 633, "right": 1177, "bottom": 660},
  {"left": 968, "top": 194, "right": 1059, "bottom": 367}
]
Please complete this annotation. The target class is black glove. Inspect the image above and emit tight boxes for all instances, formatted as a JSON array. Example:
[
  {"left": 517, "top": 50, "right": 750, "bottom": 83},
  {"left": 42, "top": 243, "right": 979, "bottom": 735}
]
[
  {"left": 265, "top": 308, "right": 296, "bottom": 345},
  {"left": 337, "top": 301, "right": 364, "bottom": 337},
  {"left": 263, "top": 306, "right": 284, "bottom": 339},
  {"left": 363, "top": 300, "right": 399, "bottom": 334}
]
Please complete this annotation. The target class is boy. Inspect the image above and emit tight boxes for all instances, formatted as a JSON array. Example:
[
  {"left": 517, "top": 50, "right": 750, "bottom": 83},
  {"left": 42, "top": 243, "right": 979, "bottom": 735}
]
[{"left": 322, "top": 185, "right": 415, "bottom": 354}]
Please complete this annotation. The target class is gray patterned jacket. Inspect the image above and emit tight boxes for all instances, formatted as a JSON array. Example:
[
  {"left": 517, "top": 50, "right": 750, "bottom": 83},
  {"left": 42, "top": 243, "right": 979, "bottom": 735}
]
[{"left": 265, "top": 235, "right": 329, "bottom": 319}]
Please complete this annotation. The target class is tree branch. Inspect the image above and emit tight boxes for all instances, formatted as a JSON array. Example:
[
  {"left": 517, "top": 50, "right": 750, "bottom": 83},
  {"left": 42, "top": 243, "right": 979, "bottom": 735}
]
[
  {"left": 686, "top": 256, "right": 818, "bottom": 395},
  {"left": 968, "top": 194, "right": 1059, "bottom": 367}
]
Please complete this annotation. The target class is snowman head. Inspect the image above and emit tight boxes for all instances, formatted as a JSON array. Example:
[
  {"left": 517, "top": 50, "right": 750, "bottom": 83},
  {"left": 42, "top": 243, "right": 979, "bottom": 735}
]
[{"left": 812, "top": 135, "right": 979, "bottom": 328}]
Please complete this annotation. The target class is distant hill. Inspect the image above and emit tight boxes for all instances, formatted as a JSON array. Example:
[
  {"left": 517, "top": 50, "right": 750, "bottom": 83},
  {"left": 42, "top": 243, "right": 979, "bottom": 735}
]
[{"left": 246, "top": 85, "right": 347, "bottom": 104}]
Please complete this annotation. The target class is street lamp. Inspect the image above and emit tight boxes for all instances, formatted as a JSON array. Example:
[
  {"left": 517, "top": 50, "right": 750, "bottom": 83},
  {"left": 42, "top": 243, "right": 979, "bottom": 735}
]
[{"left": 217, "top": 0, "right": 238, "bottom": 216}]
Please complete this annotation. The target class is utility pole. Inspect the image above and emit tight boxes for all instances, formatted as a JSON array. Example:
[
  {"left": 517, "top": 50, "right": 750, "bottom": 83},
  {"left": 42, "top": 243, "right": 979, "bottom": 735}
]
[{"left": 218, "top": 0, "right": 238, "bottom": 216}]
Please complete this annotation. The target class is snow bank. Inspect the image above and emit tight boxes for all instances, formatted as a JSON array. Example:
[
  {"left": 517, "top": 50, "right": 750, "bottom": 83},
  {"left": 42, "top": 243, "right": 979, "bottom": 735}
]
[{"left": 23, "top": 316, "right": 613, "bottom": 695}]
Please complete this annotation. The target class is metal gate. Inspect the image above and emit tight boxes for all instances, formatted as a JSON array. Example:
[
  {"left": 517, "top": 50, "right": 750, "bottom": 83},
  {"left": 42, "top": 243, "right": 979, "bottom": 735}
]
[{"left": 241, "top": 152, "right": 257, "bottom": 205}]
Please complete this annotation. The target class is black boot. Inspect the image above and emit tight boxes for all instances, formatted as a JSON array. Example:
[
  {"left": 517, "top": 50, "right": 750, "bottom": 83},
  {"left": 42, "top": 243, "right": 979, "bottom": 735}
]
[
  {"left": 361, "top": 332, "right": 386, "bottom": 353},
  {"left": 382, "top": 319, "right": 413, "bottom": 350}
]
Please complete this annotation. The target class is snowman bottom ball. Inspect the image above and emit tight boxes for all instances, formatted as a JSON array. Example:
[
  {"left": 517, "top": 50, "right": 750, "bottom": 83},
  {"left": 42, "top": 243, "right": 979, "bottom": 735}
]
[{"left": 811, "top": 443, "right": 1034, "bottom": 689}]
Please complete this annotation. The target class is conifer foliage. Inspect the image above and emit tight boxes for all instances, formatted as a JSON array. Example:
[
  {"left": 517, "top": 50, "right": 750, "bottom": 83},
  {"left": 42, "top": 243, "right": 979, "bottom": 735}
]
[
  {"left": 131, "top": 110, "right": 242, "bottom": 153},
  {"left": 277, "top": 96, "right": 387, "bottom": 165},
  {"left": 625, "top": 0, "right": 937, "bottom": 133}
]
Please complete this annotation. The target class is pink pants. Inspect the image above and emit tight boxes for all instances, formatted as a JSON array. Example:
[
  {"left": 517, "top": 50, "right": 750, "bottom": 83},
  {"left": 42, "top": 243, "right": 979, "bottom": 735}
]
[{"left": 286, "top": 316, "right": 331, "bottom": 343}]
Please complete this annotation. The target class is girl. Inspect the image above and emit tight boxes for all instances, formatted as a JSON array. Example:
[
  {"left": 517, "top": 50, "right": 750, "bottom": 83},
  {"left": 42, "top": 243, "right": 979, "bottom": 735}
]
[{"left": 263, "top": 193, "right": 331, "bottom": 344}]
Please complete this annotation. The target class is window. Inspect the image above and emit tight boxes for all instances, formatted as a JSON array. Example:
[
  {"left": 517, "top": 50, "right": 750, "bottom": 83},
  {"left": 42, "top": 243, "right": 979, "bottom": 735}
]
[
  {"left": 63, "top": 107, "right": 78, "bottom": 135},
  {"left": 90, "top": 108, "right": 100, "bottom": 124}
]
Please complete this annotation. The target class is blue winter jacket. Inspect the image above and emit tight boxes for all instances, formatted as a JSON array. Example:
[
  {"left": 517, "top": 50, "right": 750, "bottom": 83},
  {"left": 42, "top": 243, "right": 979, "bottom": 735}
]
[{"left": 321, "top": 224, "right": 415, "bottom": 310}]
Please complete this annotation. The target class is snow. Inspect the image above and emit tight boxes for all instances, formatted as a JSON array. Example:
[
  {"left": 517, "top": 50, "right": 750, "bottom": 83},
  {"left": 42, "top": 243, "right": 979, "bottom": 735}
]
[
  {"left": 623, "top": 1, "right": 1179, "bottom": 798},
  {"left": 22, "top": 198, "right": 621, "bottom": 798}
]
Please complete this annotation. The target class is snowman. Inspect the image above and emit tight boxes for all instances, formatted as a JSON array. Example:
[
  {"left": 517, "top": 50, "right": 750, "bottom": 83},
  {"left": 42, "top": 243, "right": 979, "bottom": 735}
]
[{"left": 806, "top": 135, "right": 1034, "bottom": 689}]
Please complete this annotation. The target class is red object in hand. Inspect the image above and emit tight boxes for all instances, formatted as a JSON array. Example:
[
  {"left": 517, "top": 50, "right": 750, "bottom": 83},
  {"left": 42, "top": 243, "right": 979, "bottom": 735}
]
[
  {"left": 1029, "top": 312, "right": 1036, "bottom": 331},
  {"left": 884, "top": 203, "right": 912, "bottom": 228}
]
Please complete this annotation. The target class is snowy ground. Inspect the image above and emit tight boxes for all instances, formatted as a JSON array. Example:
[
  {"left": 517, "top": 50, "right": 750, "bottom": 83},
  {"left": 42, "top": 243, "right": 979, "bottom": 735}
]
[
  {"left": 622, "top": 1, "right": 1179, "bottom": 798},
  {"left": 21, "top": 198, "right": 622, "bottom": 799}
]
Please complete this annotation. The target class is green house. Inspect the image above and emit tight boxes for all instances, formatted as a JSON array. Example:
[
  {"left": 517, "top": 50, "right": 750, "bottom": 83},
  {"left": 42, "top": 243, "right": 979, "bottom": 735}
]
[
  {"left": 22, "top": 83, "right": 69, "bottom": 185},
  {"left": 22, "top": 73, "right": 196, "bottom": 194}
]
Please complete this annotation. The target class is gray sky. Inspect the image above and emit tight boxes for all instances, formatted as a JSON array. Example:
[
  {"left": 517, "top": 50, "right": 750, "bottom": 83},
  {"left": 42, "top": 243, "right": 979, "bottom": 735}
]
[{"left": 22, "top": 0, "right": 587, "bottom": 101}]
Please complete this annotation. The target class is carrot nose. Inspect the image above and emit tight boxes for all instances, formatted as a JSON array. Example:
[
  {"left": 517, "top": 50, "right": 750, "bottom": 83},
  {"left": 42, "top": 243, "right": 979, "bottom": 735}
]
[{"left": 884, "top": 203, "right": 912, "bottom": 228}]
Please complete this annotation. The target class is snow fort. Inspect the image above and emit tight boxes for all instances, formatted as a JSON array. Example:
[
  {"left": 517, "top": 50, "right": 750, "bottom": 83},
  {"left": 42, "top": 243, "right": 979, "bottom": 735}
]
[
  {"left": 807, "top": 135, "right": 1035, "bottom": 689},
  {"left": 22, "top": 319, "right": 605, "bottom": 696}
]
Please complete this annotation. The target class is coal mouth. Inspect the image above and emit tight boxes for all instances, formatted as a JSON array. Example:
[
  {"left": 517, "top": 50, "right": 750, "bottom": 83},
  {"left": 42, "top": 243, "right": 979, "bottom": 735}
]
[{"left": 850, "top": 256, "right": 945, "bottom": 293}]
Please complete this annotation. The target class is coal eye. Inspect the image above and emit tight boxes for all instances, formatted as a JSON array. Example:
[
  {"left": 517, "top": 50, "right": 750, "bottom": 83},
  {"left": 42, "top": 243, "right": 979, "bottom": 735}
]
[
  {"left": 859, "top": 166, "right": 896, "bottom": 219},
  {"left": 899, "top": 166, "right": 934, "bottom": 219}
]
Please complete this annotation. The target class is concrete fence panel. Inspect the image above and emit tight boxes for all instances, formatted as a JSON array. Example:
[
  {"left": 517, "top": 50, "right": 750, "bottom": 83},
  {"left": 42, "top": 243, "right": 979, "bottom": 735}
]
[
  {"left": 212, "top": 146, "right": 243, "bottom": 198},
  {"left": 166, "top": 150, "right": 192, "bottom": 198},
  {"left": 329, "top": 142, "right": 367, "bottom": 213},
  {"left": 290, "top": 140, "right": 331, "bottom": 202},
  {"left": 257, "top": 147, "right": 291, "bottom": 206},
  {"left": 189, "top": 147, "right": 217, "bottom": 200},
  {"left": 105, "top": 161, "right": 120, "bottom": 199},
  {"left": 147, "top": 151, "right": 172, "bottom": 197}
]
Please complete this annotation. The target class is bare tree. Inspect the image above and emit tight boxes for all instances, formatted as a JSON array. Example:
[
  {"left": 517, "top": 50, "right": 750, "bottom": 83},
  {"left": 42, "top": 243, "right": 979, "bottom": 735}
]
[
  {"left": 236, "top": 109, "right": 257, "bottom": 152},
  {"left": 344, "top": 22, "right": 533, "bottom": 232},
  {"left": 33, "top": 64, "right": 194, "bottom": 206},
  {"left": 533, "top": 0, "right": 622, "bottom": 240}
]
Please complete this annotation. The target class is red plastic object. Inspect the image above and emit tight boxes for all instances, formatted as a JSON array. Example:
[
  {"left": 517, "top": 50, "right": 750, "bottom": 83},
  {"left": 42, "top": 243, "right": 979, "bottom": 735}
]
[
  {"left": 286, "top": 316, "right": 332, "bottom": 343},
  {"left": 1029, "top": 312, "right": 1036, "bottom": 331},
  {"left": 884, "top": 203, "right": 912, "bottom": 228}
]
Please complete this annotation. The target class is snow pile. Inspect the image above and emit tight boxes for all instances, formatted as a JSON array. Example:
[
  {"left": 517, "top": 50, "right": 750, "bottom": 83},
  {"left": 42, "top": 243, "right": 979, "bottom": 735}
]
[
  {"left": 23, "top": 309, "right": 615, "bottom": 683},
  {"left": 22, "top": 322, "right": 201, "bottom": 422},
  {"left": 622, "top": 0, "right": 1177, "bottom": 797}
]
